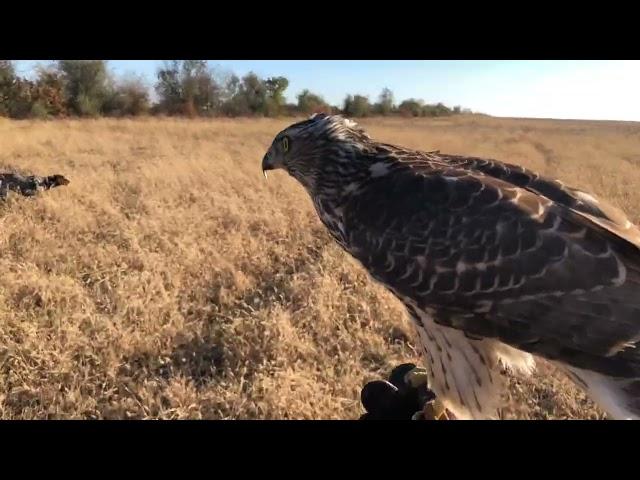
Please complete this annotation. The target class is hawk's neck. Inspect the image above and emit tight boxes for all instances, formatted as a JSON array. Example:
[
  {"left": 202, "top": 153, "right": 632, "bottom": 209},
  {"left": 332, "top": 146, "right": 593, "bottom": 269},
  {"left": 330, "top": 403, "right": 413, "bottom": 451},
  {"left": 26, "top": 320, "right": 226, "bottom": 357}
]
[{"left": 311, "top": 154, "right": 396, "bottom": 248}]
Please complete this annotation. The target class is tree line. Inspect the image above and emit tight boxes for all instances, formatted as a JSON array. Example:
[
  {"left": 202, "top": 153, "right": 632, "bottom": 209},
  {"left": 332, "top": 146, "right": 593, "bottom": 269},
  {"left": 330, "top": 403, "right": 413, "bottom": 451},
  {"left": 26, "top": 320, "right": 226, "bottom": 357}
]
[{"left": 0, "top": 60, "right": 472, "bottom": 119}]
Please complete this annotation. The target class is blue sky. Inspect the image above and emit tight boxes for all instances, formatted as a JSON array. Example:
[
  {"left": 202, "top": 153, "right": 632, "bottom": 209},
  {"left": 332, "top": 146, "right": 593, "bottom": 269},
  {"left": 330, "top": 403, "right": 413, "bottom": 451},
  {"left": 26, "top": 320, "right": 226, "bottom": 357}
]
[{"left": 13, "top": 60, "right": 640, "bottom": 121}]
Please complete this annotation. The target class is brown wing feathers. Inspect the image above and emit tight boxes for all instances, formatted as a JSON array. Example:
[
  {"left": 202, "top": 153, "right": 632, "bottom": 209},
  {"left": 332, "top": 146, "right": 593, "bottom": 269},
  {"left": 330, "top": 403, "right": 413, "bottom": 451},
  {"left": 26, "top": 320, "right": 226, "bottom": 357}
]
[{"left": 342, "top": 157, "right": 640, "bottom": 377}]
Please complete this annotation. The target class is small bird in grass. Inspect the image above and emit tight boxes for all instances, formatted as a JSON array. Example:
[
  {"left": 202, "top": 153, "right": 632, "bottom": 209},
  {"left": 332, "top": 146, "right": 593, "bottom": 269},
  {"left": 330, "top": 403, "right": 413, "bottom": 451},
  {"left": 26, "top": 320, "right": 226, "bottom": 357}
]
[{"left": 262, "top": 113, "right": 640, "bottom": 420}]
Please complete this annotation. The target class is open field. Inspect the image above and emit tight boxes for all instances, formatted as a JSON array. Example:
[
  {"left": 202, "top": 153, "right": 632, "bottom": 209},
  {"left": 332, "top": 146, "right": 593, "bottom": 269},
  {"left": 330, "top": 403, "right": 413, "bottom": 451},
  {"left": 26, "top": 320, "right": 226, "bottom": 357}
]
[{"left": 1, "top": 115, "right": 640, "bottom": 419}]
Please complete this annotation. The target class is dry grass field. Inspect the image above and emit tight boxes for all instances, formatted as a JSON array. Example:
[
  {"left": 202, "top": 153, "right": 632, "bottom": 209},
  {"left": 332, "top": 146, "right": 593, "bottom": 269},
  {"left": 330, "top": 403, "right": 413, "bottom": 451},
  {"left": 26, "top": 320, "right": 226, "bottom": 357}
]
[{"left": 1, "top": 115, "right": 640, "bottom": 419}]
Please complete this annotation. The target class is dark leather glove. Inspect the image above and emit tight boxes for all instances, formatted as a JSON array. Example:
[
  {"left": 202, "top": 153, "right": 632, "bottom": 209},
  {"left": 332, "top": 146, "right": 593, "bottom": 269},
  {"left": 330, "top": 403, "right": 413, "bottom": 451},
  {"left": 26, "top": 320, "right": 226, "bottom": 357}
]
[{"left": 359, "top": 363, "right": 439, "bottom": 420}]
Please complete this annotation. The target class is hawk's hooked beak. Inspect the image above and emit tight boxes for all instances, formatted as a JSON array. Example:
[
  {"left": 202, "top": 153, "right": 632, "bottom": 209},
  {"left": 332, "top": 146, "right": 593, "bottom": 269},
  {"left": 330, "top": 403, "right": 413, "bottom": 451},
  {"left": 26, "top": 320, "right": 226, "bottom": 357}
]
[{"left": 261, "top": 151, "right": 283, "bottom": 179}]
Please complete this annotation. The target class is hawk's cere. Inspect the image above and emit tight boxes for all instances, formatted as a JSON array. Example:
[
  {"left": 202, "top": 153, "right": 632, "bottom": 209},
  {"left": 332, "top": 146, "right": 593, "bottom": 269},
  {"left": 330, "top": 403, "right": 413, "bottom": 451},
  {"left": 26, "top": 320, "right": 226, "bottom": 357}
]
[{"left": 261, "top": 113, "right": 640, "bottom": 420}]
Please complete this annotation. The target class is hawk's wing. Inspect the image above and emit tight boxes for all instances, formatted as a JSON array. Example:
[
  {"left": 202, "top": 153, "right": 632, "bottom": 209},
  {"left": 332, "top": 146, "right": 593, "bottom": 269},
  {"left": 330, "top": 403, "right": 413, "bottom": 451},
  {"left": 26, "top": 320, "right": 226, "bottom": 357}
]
[
  {"left": 440, "top": 154, "right": 640, "bottom": 245},
  {"left": 342, "top": 163, "right": 640, "bottom": 376}
]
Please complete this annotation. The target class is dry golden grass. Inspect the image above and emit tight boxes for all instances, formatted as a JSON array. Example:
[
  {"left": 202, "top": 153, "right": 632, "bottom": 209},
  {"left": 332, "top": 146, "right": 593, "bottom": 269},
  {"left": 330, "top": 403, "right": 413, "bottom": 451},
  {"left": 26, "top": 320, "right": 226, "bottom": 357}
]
[{"left": 1, "top": 115, "right": 639, "bottom": 419}]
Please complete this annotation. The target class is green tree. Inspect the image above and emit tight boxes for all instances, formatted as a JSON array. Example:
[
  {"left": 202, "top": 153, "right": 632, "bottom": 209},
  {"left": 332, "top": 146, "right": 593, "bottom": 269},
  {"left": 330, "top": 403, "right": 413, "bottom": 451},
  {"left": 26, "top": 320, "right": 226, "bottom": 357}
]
[
  {"left": 297, "top": 89, "right": 330, "bottom": 114},
  {"left": 57, "top": 60, "right": 111, "bottom": 116},
  {"left": 0, "top": 61, "right": 17, "bottom": 117},
  {"left": 0, "top": 62, "right": 37, "bottom": 119},
  {"left": 104, "top": 75, "right": 150, "bottom": 117},
  {"left": 220, "top": 74, "right": 249, "bottom": 116},
  {"left": 264, "top": 76, "right": 289, "bottom": 116},
  {"left": 0, "top": 61, "right": 35, "bottom": 118},
  {"left": 398, "top": 98, "right": 424, "bottom": 117},
  {"left": 240, "top": 72, "right": 267, "bottom": 114},
  {"left": 155, "top": 60, "right": 182, "bottom": 114},
  {"left": 423, "top": 102, "right": 452, "bottom": 117},
  {"left": 181, "top": 60, "right": 221, "bottom": 116},
  {"left": 32, "top": 66, "right": 68, "bottom": 117},
  {"left": 155, "top": 60, "right": 222, "bottom": 116},
  {"left": 343, "top": 94, "right": 371, "bottom": 117},
  {"left": 374, "top": 87, "right": 394, "bottom": 115}
]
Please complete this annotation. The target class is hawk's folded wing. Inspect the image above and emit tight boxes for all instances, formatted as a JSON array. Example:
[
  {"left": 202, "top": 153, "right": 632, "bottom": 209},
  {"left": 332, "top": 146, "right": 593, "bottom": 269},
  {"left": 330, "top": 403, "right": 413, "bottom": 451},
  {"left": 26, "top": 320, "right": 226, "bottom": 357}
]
[{"left": 342, "top": 163, "right": 640, "bottom": 376}]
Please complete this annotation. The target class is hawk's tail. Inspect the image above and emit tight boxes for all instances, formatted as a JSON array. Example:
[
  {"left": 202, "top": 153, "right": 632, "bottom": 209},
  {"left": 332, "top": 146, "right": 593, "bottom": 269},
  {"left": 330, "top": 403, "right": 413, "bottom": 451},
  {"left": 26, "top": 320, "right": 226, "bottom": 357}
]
[{"left": 564, "top": 366, "right": 640, "bottom": 419}]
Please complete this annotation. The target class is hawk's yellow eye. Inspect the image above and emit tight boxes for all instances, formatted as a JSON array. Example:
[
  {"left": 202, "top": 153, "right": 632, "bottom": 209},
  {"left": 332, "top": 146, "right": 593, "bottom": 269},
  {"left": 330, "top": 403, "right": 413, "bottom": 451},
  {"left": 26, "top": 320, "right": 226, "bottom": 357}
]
[{"left": 282, "top": 137, "right": 289, "bottom": 152}]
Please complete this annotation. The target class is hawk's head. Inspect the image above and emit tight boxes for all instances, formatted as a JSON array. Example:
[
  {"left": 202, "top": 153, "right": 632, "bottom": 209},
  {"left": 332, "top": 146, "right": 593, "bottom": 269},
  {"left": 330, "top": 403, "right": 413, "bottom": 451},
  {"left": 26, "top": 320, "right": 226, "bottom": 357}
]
[{"left": 261, "top": 113, "right": 371, "bottom": 192}]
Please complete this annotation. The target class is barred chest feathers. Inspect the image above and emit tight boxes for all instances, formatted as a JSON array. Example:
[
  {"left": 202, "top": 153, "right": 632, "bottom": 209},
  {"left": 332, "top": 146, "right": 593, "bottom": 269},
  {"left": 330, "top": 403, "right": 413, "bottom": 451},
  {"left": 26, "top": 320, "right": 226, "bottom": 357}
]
[{"left": 313, "top": 197, "right": 349, "bottom": 250}]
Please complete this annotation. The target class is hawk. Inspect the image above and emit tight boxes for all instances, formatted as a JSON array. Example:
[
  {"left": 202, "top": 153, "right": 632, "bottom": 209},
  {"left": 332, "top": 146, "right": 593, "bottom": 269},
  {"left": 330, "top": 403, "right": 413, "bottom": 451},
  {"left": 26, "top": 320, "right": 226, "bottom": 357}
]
[{"left": 261, "top": 113, "right": 640, "bottom": 420}]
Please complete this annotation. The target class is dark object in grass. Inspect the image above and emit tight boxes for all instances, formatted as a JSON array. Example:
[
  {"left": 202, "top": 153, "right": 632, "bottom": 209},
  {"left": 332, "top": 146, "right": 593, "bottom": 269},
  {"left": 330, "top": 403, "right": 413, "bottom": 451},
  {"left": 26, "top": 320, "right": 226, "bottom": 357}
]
[
  {"left": 359, "top": 363, "right": 454, "bottom": 420},
  {"left": 0, "top": 173, "right": 70, "bottom": 199}
]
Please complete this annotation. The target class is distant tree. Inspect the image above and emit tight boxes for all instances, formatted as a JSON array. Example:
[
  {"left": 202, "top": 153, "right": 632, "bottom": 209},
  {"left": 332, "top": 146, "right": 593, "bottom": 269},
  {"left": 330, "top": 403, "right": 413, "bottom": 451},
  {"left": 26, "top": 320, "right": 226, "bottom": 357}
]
[
  {"left": 57, "top": 60, "right": 111, "bottom": 116},
  {"left": 155, "top": 60, "right": 182, "bottom": 115},
  {"left": 342, "top": 95, "right": 352, "bottom": 115},
  {"left": 398, "top": 98, "right": 424, "bottom": 117},
  {"left": 0, "top": 60, "right": 14, "bottom": 85},
  {"left": 2, "top": 60, "right": 469, "bottom": 119},
  {"left": 220, "top": 74, "right": 249, "bottom": 116},
  {"left": 180, "top": 60, "right": 206, "bottom": 113},
  {"left": 154, "top": 60, "right": 222, "bottom": 117},
  {"left": 0, "top": 60, "right": 23, "bottom": 117},
  {"left": 182, "top": 60, "right": 222, "bottom": 116},
  {"left": 0, "top": 60, "right": 16, "bottom": 116},
  {"left": 423, "top": 102, "right": 452, "bottom": 117},
  {"left": 0, "top": 61, "right": 35, "bottom": 119},
  {"left": 264, "top": 76, "right": 289, "bottom": 116},
  {"left": 6, "top": 78, "right": 35, "bottom": 119},
  {"left": 297, "top": 89, "right": 330, "bottom": 114},
  {"left": 104, "top": 75, "right": 150, "bottom": 117},
  {"left": 31, "top": 66, "right": 68, "bottom": 117},
  {"left": 374, "top": 87, "right": 394, "bottom": 115},
  {"left": 0, "top": 62, "right": 58, "bottom": 119},
  {"left": 0, "top": 61, "right": 36, "bottom": 118},
  {"left": 218, "top": 72, "right": 290, "bottom": 117},
  {"left": 238, "top": 72, "right": 267, "bottom": 115},
  {"left": 421, "top": 104, "right": 436, "bottom": 117},
  {"left": 210, "top": 66, "right": 236, "bottom": 106},
  {"left": 343, "top": 94, "right": 371, "bottom": 117}
]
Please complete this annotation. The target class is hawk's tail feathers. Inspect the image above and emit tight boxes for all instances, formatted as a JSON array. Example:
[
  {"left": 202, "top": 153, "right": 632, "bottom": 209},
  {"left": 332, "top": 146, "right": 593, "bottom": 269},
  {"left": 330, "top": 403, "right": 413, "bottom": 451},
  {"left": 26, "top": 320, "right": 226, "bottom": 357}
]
[{"left": 564, "top": 366, "right": 640, "bottom": 419}]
